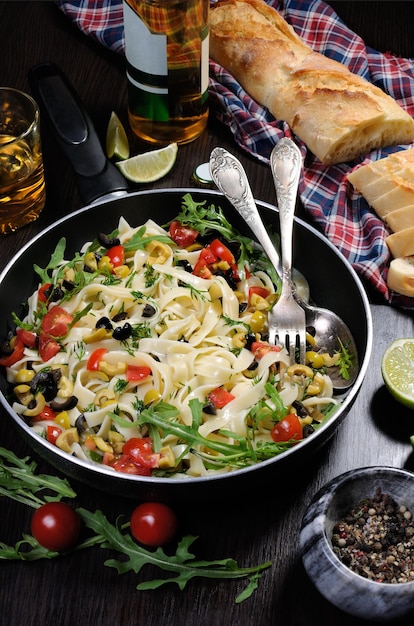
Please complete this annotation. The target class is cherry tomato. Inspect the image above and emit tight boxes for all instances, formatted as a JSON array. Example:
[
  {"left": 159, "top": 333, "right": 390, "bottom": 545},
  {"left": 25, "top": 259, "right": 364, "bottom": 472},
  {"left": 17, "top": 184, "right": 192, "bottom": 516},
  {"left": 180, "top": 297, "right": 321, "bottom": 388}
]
[
  {"left": 0, "top": 335, "right": 25, "bottom": 367},
  {"left": 31, "top": 405, "right": 58, "bottom": 423},
  {"left": 130, "top": 502, "right": 178, "bottom": 547},
  {"left": 16, "top": 328, "right": 37, "bottom": 348},
  {"left": 122, "top": 437, "right": 159, "bottom": 468},
  {"left": 169, "top": 221, "right": 199, "bottom": 248},
  {"left": 271, "top": 413, "right": 303, "bottom": 443},
  {"left": 111, "top": 456, "right": 152, "bottom": 475},
  {"left": 46, "top": 424, "right": 62, "bottom": 444},
  {"left": 208, "top": 387, "right": 235, "bottom": 409},
  {"left": 126, "top": 365, "right": 152, "bottom": 381},
  {"left": 38, "top": 333, "right": 61, "bottom": 362},
  {"left": 41, "top": 305, "right": 74, "bottom": 337},
  {"left": 107, "top": 245, "right": 125, "bottom": 268},
  {"left": 192, "top": 247, "right": 217, "bottom": 278},
  {"left": 208, "top": 239, "right": 235, "bottom": 264},
  {"left": 87, "top": 347, "right": 108, "bottom": 371},
  {"left": 38, "top": 283, "right": 53, "bottom": 303},
  {"left": 31, "top": 502, "right": 81, "bottom": 552},
  {"left": 248, "top": 286, "right": 270, "bottom": 302},
  {"left": 251, "top": 341, "right": 282, "bottom": 359}
]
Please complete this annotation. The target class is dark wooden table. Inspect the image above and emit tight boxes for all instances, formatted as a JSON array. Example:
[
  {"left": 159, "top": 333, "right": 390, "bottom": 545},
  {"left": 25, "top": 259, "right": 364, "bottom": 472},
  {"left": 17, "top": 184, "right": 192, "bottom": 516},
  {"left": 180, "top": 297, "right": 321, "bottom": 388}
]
[{"left": 1, "top": 2, "right": 414, "bottom": 625}]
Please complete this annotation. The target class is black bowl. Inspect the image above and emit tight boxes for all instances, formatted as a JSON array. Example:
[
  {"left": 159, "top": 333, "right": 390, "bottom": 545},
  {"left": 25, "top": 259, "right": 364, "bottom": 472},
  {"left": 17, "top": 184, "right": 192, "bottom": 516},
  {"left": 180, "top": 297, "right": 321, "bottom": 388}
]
[{"left": 0, "top": 188, "right": 372, "bottom": 501}]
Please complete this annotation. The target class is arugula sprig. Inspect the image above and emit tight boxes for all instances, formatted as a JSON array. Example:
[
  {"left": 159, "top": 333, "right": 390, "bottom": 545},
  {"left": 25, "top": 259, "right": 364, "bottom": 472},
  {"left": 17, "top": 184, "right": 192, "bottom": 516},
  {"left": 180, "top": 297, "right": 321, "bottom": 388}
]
[
  {"left": 335, "top": 338, "right": 354, "bottom": 381},
  {"left": 78, "top": 508, "right": 271, "bottom": 603},
  {"left": 0, "top": 447, "right": 271, "bottom": 601},
  {"left": 0, "top": 446, "right": 76, "bottom": 509}
]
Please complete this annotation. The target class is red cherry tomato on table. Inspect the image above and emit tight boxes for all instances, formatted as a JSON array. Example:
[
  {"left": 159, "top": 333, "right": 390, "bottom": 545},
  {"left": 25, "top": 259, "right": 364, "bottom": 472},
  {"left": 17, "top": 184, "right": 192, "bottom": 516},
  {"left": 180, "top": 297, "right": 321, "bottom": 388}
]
[
  {"left": 31, "top": 502, "right": 81, "bottom": 552},
  {"left": 271, "top": 413, "right": 303, "bottom": 443},
  {"left": 130, "top": 502, "right": 178, "bottom": 547}
]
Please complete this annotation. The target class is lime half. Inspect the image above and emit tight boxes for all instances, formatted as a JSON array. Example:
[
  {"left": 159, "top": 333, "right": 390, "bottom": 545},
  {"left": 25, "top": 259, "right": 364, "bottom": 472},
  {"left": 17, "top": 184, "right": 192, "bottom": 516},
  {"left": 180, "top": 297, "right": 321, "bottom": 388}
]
[
  {"left": 106, "top": 111, "right": 130, "bottom": 161},
  {"left": 381, "top": 338, "right": 414, "bottom": 409},
  {"left": 116, "top": 143, "right": 178, "bottom": 183}
]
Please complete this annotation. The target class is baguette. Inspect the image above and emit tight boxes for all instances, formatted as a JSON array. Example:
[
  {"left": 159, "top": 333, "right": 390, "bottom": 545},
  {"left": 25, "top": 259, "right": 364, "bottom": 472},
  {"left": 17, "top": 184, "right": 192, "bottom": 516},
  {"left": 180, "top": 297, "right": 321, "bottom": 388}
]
[{"left": 210, "top": 0, "right": 414, "bottom": 165}]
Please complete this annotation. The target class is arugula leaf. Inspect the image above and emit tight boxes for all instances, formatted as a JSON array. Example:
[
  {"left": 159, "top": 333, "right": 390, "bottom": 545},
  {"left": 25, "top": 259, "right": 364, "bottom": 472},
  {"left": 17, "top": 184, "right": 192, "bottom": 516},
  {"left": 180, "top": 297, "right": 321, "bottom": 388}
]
[
  {"left": 77, "top": 508, "right": 271, "bottom": 603},
  {"left": 335, "top": 338, "right": 354, "bottom": 381},
  {"left": 33, "top": 238, "right": 67, "bottom": 284},
  {"left": 0, "top": 447, "right": 76, "bottom": 508}
]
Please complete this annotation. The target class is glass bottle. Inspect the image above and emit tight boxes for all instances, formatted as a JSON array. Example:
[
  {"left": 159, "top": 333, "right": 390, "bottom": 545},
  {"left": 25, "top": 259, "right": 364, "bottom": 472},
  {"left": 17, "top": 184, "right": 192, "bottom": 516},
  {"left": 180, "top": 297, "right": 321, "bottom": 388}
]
[{"left": 123, "top": 0, "right": 209, "bottom": 145}]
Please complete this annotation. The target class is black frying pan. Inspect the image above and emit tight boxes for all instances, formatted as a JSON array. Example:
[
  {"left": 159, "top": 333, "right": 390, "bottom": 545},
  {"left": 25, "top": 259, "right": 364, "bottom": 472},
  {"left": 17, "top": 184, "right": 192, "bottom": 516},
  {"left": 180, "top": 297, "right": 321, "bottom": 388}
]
[{"left": 0, "top": 64, "right": 372, "bottom": 501}]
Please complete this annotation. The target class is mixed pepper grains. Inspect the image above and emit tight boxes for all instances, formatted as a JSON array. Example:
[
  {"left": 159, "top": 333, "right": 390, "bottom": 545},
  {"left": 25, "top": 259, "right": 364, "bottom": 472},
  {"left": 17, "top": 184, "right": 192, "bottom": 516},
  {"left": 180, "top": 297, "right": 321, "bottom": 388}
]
[{"left": 332, "top": 487, "right": 414, "bottom": 584}]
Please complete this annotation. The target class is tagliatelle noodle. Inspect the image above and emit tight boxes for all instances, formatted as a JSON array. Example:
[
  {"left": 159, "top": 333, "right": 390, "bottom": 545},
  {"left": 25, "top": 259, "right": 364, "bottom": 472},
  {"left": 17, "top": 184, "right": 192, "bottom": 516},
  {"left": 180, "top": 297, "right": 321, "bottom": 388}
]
[{"left": 5, "top": 214, "right": 340, "bottom": 477}]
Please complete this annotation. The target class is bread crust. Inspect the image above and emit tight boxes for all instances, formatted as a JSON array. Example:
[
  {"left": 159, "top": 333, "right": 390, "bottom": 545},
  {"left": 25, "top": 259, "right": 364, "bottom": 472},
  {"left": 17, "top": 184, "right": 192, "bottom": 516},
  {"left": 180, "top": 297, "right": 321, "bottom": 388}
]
[{"left": 210, "top": 0, "right": 414, "bottom": 165}]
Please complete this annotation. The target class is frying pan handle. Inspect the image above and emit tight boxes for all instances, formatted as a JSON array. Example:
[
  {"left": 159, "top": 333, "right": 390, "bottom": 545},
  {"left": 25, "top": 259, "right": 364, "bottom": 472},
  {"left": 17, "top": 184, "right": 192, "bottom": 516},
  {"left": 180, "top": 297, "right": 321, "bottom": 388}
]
[{"left": 28, "top": 62, "right": 129, "bottom": 204}]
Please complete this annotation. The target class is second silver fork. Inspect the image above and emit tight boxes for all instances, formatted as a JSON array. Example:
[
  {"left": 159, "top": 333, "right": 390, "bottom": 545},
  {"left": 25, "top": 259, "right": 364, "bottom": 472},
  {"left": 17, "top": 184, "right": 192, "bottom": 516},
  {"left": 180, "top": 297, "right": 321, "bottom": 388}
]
[{"left": 269, "top": 138, "right": 306, "bottom": 364}]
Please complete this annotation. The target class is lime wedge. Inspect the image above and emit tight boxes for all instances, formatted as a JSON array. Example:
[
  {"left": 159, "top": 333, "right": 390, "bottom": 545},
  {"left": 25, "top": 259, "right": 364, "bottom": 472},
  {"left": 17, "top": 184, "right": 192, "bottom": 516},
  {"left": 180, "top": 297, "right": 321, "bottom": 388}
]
[
  {"left": 381, "top": 338, "right": 414, "bottom": 409},
  {"left": 106, "top": 111, "right": 130, "bottom": 161},
  {"left": 116, "top": 143, "right": 178, "bottom": 183}
]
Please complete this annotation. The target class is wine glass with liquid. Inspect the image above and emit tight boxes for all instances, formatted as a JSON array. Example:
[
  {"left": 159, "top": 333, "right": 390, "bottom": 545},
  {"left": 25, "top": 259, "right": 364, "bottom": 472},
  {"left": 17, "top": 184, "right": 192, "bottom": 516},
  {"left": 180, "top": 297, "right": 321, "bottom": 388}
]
[{"left": 0, "top": 87, "right": 46, "bottom": 234}]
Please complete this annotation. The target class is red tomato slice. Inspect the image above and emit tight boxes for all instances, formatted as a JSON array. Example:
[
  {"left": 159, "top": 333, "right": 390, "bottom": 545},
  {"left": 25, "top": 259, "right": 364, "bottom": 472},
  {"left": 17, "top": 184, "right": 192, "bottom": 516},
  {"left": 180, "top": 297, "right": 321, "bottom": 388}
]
[
  {"left": 249, "top": 286, "right": 270, "bottom": 301},
  {"left": 86, "top": 347, "right": 108, "bottom": 371},
  {"left": 208, "top": 239, "right": 235, "bottom": 264},
  {"left": 126, "top": 365, "right": 152, "bottom": 381},
  {"left": 251, "top": 341, "right": 282, "bottom": 359},
  {"left": 0, "top": 336, "right": 25, "bottom": 367},
  {"left": 208, "top": 387, "right": 235, "bottom": 409},
  {"left": 122, "top": 437, "right": 160, "bottom": 468},
  {"left": 46, "top": 424, "right": 62, "bottom": 444},
  {"left": 111, "top": 455, "right": 152, "bottom": 475},
  {"left": 271, "top": 414, "right": 303, "bottom": 443},
  {"left": 41, "top": 306, "right": 74, "bottom": 337},
  {"left": 193, "top": 247, "right": 217, "bottom": 278},
  {"left": 107, "top": 245, "right": 125, "bottom": 268},
  {"left": 169, "top": 221, "right": 199, "bottom": 248},
  {"left": 38, "top": 283, "right": 52, "bottom": 303},
  {"left": 16, "top": 328, "right": 37, "bottom": 348},
  {"left": 31, "top": 405, "right": 58, "bottom": 423},
  {"left": 38, "top": 334, "right": 61, "bottom": 362}
]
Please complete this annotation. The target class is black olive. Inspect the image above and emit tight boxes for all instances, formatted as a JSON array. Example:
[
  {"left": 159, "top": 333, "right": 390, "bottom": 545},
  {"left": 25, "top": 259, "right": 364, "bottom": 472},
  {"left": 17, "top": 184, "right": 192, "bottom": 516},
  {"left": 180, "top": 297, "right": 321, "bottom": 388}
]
[
  {"left": 303, "top": 424, "right": 315, "bottom": 438},
  {"left": 0, "top": 332, "right": 14, "bottom": 356},
  {"left": 202, "top": 401, "right": 217, "bottom": 415},
  {"left": 75, "top": 413, "right": 88, "bottom": 434},
  {"left": 239, "top": 302, "right": 248, "bottom": 314},
  {"left": 113, "top": 323, "right": 132, "bottom": 341},
  {"left": 30, "top": 369, "right": 62, "bottom": 401},
  {"left": 244, "top": 333, "right": 256, "bottom": 350},
  {"left": 306, "top": 325, "right": 316, "bottom": 337},
  {"left": 112, "top": 311, "right": 128, "bottom": 323},
  {"left": 142, "top": 304, "right": 156, "bottom": 318},
  {"left": 49, "top": 395, "right": 78, "bottom": 412},
  {"left": 246, "top": 360, "right": 258, "bottom": 371},
  {"left": 95, "top": 316, "right": 113, "bottom": 330},
  {"left": 292, "top": 400, "right": 310, "bottom": 418},
  {"left": 62, "top": 279, "right": 75, "bottom": 291},
  {"left": 98, "top": 232, "right": 121, "bottom": 248},
  {"left": 176, "top": 259, "right": 193, "bottom": 273}
]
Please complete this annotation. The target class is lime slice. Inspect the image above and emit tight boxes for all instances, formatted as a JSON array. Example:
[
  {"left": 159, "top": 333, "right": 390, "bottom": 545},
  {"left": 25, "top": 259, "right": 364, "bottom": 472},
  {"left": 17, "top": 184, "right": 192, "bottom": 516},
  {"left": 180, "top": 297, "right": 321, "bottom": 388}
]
[
  {"left": 106, "top": 111, "right": 130, "bottom": 161},
  {"left": 116, "top": 143, "right": 178, "bottom": 183},
  {"left": 381, "top": 338, "right": 414, "bottom": 409}
]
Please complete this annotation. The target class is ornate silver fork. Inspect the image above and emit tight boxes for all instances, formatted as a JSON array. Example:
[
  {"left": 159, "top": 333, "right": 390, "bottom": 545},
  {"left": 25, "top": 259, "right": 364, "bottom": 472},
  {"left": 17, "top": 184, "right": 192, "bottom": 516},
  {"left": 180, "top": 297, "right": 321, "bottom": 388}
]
[
  {"left": 209, "top": 140, "right": 306, "bottom": 364},
  {"left": 268, "top": 138, "right": 306, "bottom": 364}
]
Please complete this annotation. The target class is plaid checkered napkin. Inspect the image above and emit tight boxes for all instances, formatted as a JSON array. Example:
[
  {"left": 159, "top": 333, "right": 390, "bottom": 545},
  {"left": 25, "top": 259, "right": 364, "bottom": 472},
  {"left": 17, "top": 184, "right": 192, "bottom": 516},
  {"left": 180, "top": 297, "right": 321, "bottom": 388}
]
[{"left": 56, "top": 0, "right": 414, "bottom": 309}]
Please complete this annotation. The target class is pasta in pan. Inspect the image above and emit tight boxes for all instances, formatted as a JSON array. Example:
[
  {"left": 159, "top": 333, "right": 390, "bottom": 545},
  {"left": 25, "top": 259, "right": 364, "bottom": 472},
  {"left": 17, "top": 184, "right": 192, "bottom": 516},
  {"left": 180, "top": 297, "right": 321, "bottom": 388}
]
[{"left": 1, "top": 194, "right": 344, "bottom": 477}]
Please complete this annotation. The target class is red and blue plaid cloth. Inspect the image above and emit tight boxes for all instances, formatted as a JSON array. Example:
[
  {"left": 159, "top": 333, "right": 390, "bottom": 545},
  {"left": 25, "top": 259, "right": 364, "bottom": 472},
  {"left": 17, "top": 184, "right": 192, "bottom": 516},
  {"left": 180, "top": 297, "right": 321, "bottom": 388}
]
[{"left": 56, "top": 0, "right": 414, "bottom": 309}]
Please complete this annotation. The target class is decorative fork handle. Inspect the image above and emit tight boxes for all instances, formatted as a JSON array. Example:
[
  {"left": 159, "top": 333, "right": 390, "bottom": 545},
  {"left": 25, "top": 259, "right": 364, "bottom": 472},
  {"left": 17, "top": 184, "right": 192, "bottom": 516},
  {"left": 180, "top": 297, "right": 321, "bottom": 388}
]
[
  {"left": 209, "top": 147, "right": 282, "bottom": 273},
  {"left": 270, "top": 138, "right": 302, "bottom": 291}
]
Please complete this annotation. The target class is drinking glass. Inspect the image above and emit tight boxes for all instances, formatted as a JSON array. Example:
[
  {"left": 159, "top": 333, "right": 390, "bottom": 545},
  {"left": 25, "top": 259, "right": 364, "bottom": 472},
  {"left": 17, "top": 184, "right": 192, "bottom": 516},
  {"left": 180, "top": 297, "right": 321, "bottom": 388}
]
[{"left": 0, "top": 87, "right": 46, "bottom": 234}]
